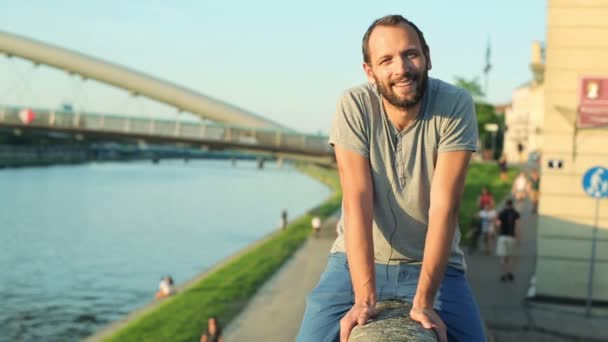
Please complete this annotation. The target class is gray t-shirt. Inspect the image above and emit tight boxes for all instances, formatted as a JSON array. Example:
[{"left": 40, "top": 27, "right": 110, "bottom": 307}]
[{"left": 328, "top": 78, "right": 477, "bottom": 271}]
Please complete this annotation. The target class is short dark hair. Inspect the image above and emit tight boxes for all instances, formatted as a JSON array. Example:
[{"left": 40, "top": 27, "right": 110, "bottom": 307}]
[
  {"left": 506, "top": 199, "right": 514, "bottom": 207},
  {"left": 205, "top": 316, "right": 222, "bottom": 336},
  {"left": 362, "top": 15, "right": 429, "bottom": 64}
]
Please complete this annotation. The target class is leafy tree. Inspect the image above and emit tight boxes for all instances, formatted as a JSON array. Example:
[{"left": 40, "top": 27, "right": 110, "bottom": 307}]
[
  {"left": 454, "top": 76, "right": 503, "bottom": 159},
  {"left": 454, "top": 76, "right": 485, "bottom": 100}
]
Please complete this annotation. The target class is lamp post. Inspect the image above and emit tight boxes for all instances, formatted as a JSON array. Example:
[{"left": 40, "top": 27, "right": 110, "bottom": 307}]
[{"left": 484, "top": 123, "right": 499, "bottom": 160}]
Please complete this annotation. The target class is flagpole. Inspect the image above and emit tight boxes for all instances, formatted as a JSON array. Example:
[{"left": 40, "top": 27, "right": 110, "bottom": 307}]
[{"left": 484, "top": 36, "right": 491, "bottom": 98}]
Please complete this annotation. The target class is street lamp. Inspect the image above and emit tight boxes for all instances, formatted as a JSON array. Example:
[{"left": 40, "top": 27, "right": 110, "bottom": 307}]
[{"left": 484, "top": 123, "right": 499, "bottom": 160}]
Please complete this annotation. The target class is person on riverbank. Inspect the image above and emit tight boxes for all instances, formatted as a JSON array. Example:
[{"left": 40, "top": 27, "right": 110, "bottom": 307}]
[
  {"left": 280, "top": 209, "right": 288, "bottom": 229},
  {"left": 512, "top": 172, "right": 528, "bottom": 202},
  {"left": 154, "top": 276, "right": 176, "bottom": 300},
  {"left": 528, "top": 169, "right": 540, "bottom": 214},
  {"left": 496, "top": 199, "right": 520, "bottom": 282},
  {"left": 477, "top": 203, "right": 497, "bottom": 254},
  {"left": 478, "top": 186, "right": 495, "bottom": 209},
  {"left": 311, "top": 215, "right": 322, "bottom": 237},
  {"left": 298, "top": 14, "right": 484, "bottom": 342},
  {"left": 200, "top": 316, "right": 223, "bottom": 342},
  {"left": 498, "top": 155, "right": 508, "bottom": 182}
]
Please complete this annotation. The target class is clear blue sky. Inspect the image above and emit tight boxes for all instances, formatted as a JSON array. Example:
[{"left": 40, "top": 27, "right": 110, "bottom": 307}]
[{"left": 0, "top": 0, "right": 546, "bottom": 133}]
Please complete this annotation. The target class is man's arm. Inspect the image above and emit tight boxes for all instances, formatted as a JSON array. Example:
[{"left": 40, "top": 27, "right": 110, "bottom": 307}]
[
  {"left": 411, "top": 150, "right": 471, "bottom": 341},
  {"left": 336, "top": 145, "right": 375, "bottom": 304},
  {"left": 334, "top": 145, "right": 376, "bottom": 342}
]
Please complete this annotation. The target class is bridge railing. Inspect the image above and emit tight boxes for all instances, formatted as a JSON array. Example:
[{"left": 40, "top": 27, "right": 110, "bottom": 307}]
[{"left": 0, "top": 106, "right": 332, "bottom": 156}]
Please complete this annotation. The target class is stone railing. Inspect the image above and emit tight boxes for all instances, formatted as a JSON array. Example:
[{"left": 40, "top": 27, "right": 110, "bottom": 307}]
[{"left": 349, "top": 301, "right": 437, "bottom": 342}]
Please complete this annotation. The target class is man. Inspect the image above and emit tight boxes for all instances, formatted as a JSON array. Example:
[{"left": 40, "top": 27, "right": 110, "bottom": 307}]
[
  {"left": 512, "top": 172, "right": 528, "bottom": 202},
  {"left": 297, "top": 15, "right": 485, "bottom": 342},
  {"left": 312, "top": 216, "right": 322, "bottom": 237},
  {"left": 496, "top": 199, "right": 520, "bottom": 282},
  {"left": 528, "top": 169, "right": 540, "bottom": 214}
]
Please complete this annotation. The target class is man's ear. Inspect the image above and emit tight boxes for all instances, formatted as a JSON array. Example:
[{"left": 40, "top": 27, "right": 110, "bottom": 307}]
[
  {"left": 425, "top": 48, "right": 432, "bottom": 70},
  {"left": 362, "top": 63, "right": 376, "bottom": 84}
]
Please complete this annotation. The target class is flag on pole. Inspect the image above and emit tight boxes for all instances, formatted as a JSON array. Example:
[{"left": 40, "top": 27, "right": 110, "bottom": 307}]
[{"left": 484, "top": 37, "right": 492, "bottom": 73}]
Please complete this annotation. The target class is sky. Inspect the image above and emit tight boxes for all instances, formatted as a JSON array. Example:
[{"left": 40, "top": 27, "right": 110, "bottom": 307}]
[{"left": 0, "top": 0, "right": 547, "bottom": 134}]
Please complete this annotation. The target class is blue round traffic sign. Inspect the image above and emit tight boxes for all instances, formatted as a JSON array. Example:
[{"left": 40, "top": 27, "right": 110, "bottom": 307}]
[{"left": 582, "top": 166, "right": 608, "bottom": 199}]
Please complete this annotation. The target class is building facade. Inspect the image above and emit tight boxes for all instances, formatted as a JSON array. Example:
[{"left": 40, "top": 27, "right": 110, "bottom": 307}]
[
  {"left": 504, "top": 41, "right": 545, "bottom": 164},
  {"left": 535, "top": 0, "right": 608, "bottom": 303}
]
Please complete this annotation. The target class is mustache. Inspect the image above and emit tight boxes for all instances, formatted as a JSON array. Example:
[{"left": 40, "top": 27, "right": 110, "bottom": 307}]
[{"left": 391, "top": 73, "right": 418, "bottom": 84}]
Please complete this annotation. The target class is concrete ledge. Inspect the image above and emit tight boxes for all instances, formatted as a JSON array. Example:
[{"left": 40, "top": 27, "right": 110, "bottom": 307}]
[{"left": 349, "top": 301, "right": 437, "bottom": 342}]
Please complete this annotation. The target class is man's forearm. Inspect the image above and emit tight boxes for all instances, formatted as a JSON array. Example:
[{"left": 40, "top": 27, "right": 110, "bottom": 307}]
[
  {"left": 414, "top": 207, "right": 459, "bottom": 308},
  {"left": 344, "top": 195, "right": 376, "bottom": 305}
]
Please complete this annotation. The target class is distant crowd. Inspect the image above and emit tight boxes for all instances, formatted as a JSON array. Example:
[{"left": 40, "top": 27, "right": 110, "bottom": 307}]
[{"left": 470, "top": 165, "right": 541, "bottom": 282}]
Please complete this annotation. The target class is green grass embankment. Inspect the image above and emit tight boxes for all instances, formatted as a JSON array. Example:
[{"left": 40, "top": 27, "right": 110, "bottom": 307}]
[
  {"left": 103, "top": 165, "right": 341, "bottom": 342},
  {"left": 102, "top": 162, "right": 513, "bottom": 341}
]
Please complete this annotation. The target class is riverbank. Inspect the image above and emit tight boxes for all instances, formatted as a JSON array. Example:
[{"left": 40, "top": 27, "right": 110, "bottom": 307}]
[
  {"left": 86, "top": 164, "right": 341, "bottom": 342},
  {"left": 219, "top": 162, "right": 518, "bottom": 341},
  {"left": 0, "top": 143, "right": 272, "bottom": 168},
  {"left": 0, "top": 144, "right": 89, "bottom": 167},
  {"left": 85, "top": 161, "right": 513, "bottom": 341}
]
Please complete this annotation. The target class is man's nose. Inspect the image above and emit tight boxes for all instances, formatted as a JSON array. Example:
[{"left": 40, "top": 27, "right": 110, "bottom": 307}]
[{"left": 393, "top": 56, "right": 413, "bottom": 75}]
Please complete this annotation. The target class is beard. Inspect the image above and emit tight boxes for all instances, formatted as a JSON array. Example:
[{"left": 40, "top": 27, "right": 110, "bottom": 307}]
[{"left": 375, "top": 70, "right": 428, "bottom": 109}]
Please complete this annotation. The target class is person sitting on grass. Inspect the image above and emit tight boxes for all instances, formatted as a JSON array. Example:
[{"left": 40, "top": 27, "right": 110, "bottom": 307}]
[{"left": 154, "top": 275, "right": 176, "bottom": 300}]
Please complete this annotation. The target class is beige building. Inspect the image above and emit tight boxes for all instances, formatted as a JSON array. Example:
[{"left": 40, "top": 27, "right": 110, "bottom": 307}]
[
  {"left": 504, "top": 44, "right": 545, "bottom": 164},
  {"left": 534, "top": 0, "right": 608, "bottom": 303}
]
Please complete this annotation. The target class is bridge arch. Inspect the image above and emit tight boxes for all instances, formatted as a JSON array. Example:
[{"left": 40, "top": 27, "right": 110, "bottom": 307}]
[{"left": 0, "top": 31, "right": 285, "bottom": 130}]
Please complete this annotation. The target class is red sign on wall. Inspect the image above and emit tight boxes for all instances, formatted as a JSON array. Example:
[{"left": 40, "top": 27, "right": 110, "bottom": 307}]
[{"left": 578, "top": 77, "right": 608, "bottom": 128}]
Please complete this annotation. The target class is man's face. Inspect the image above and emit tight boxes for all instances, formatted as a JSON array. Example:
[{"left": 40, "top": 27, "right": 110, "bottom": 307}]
[{"left": 363, "top": 24, "right": 431, "bottom": 109}]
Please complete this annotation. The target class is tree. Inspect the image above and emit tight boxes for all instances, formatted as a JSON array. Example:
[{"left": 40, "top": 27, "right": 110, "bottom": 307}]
[
  {"left": 454, "top": 76, "right": 503, "bottom": 159},
  {"left": 454, "top": 76, "right": 485, "bottom": 101}
]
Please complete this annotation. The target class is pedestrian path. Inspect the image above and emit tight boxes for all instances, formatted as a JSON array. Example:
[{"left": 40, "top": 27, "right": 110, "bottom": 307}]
[
  {"left": 225, "top": 191, "right": 608, "bottom": 342},
  {"left": 222, "top": 213, "right": 339, "bottom": 341},
  {"left": 466, "top": 198, "right": 608, "bottom": 342}
]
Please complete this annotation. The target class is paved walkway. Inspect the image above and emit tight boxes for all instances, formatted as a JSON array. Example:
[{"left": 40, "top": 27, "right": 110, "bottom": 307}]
[
  {"left": 222, "top": 213, "right": 340, "bottom": 341},
  {"left": 225, "top": 197, "right": 608, "bottom": 342},
  {"left": 466, "top": 198, "right": 608, "bottom": 342}
]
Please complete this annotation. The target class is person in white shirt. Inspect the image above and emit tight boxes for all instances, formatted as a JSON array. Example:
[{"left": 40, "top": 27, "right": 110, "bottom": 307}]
[
  {"left": 155, "top": 275, "right": 176, "bottom": 300},
  {"left": 311, "top": 216, "right": 322, "bottom": 237},
  {"left": 477, "top": 203, "right": 497, "bottom": 254},
  {"left": 512, "top": 172, "right": 528, "bottom": 202}
]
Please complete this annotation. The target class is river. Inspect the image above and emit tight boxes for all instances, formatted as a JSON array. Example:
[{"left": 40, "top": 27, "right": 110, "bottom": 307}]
[{"left": 0, "top": 160, "right": 331, "bottom": 341}]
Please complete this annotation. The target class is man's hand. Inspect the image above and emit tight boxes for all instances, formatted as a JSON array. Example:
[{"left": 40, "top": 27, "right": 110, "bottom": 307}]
[
  {"left": 409, "top": 306, "right": 447, "bottom": 342},
  {"left": 339, "top": 302, "right": 378, "bottom": 342}
]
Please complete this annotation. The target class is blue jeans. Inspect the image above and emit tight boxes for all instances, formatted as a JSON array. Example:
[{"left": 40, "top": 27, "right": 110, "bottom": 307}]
[{"left": 297, "top": 253, "right": 485, "bottom": 342}]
